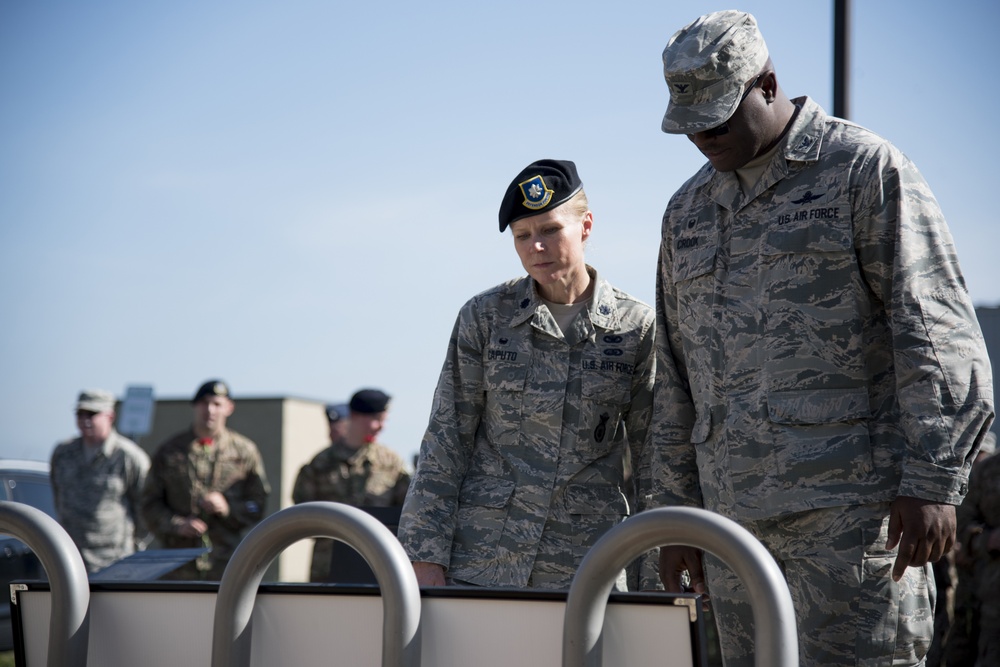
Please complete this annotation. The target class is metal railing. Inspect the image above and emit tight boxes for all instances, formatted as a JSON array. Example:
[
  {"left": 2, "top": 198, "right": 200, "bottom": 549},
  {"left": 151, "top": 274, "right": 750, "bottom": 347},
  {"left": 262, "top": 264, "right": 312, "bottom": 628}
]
[
  {"left": 0, "top": 501, "right": 90, "bottom": 667},
  {"left": 563, "top": 506, "right": 798, "bottom": 667},
  {"left": 2, "top": 499, "right": 795, "bottom": 667},
  {"left": 210, "top": 501, "right": 422, "bottom": 667}
]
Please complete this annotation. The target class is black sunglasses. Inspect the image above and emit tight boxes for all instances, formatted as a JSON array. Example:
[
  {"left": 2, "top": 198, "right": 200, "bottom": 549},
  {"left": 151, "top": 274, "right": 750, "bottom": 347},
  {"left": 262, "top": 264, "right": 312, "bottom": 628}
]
[{"left": 699, "top": 74, "right": 764, "bottom": 138}]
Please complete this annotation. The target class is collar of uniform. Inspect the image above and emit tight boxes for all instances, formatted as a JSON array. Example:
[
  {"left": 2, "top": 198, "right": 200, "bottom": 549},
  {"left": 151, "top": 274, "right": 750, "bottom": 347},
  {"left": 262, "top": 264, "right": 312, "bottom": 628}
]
[
  {"left": 99, "top": 430, "right": 121, "bottom": 457},
  {"left": 509, "top": 276, "right": 540, "bottom": 328},
  {"left": 190, "top": 428, "right": 231, "bottom": 451},
  {"left": 781, "top": 96, "right": 824, "bottom": 163},
  {"left": 79, "top": 430, "right": 117, "bottom": 459},
  {"left": 699, "top": 96, "right": 826, "bottom": 211},
  {"left": 331, "top": 438, "right": 370, "bottom": 462},
  {"left": 585, "top": 267, "right": 622, "bottom": 331},
  {"left": 508, "top": 266, "right": 615, "bottom": 330}
]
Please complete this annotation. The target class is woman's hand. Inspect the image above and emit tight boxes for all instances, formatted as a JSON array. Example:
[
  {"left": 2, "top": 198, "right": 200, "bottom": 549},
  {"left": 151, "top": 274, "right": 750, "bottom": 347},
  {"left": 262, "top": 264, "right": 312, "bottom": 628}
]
[{"left": 412, "top": 561, "right": 447, "bottom": 586}]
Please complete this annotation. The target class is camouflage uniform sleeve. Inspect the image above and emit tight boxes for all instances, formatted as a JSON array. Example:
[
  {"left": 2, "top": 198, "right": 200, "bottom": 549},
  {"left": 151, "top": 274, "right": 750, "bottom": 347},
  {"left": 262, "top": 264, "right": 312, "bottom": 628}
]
[
  {"left": 956, "top": 455, "right": 995, "bottom": 559},
  {"left": 291, "top": 460, "right": 316, "bottom": 505},
  {"left": 399, "top": 302, "right": 486, "bottom": 568},
  {"left": 649, "top": 233, "right": 702, "bottom": 510},
  {"left": 140, "top": 446, "right": 181, "bottom": 540},
  {"left": 124, "top": 439, "right": 151, "bottom": 545},
  {"left": 853, "top": 145, "right": 995, "bottom": 504},
  {"left": 49, "top": 445, "right": 63, "bottom": 520},
  {"left": 623, "top": 303, "right": 662, "bottom": 590},
  {"left": 223, "top": 439, "right": 270, "bottom": 529},
  {"left": 391, "top": 460, "right": 412, "bottom": 507},
  {"left": 627, "top": 303, "right": 657, "bottom": 514}
]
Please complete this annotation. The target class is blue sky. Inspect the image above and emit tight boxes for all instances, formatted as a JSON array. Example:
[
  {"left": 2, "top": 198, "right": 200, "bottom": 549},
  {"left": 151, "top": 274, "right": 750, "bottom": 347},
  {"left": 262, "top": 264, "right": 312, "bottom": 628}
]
[{"left": 2, "top": 1, "right": 998, "bottom": 466}]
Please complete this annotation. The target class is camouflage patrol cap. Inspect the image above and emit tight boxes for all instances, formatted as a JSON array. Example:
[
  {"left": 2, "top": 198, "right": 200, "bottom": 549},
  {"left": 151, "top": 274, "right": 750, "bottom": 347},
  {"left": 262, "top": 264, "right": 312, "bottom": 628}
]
[
  {"left": 498, "top": 159, "right": 583, "bottom": 232},
  {"left": 76, "top": 388, "right": 116, "bottom": 413},
  {"left": 660, "top": 10, "right": 769, "bottom": 134},
  {"left": 192, "top": 379, "right": 231, "bottom": 403}
]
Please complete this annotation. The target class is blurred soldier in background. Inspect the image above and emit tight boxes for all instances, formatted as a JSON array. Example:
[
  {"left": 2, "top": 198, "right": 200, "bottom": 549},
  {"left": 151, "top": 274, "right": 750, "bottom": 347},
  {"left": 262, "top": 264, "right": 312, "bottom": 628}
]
[
  {"left": 293, "top": 388, "right": 410, "bottom": 582},
  {"left": 141, "top": 379, "right": 269, "bottom": 580},
  {"left": 947, "top": 436, "right": 1000, "bottom": 666},
  {"left": 50, "top": 388, "right": 150, "bottom": 573}
]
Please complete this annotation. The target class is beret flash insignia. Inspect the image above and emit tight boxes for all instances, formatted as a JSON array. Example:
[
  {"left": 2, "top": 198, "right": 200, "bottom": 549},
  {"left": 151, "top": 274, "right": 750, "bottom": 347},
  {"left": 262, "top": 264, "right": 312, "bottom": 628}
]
[{"left": 518, "top": 175, "right": 554, "bottom": 210}]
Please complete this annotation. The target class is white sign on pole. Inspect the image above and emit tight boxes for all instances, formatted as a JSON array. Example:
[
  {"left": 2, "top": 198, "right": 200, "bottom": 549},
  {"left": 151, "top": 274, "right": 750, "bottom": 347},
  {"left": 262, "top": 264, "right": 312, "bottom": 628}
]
[{"left": 118, "top": 385, "right": 156, "bottom": 437}]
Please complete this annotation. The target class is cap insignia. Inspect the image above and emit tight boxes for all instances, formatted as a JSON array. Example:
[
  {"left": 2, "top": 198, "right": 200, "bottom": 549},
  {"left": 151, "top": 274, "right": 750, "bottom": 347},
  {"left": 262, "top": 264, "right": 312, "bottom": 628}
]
[{"left": 519, "top": 175, "right": 554, "bottom": 210}]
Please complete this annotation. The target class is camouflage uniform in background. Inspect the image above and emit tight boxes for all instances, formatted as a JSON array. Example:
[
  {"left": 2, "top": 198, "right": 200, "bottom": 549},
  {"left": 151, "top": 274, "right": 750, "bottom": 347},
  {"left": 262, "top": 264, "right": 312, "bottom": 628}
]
[
  {"left": 50, "top": 429, "right": 150, "bottom": 572},
  {"left": 399, "top": 267, "right": 656, "bottom": 589},
  {"left": 141, "top": 428, "right": 269, "bottom": 580},
  {"left": 654, "top": 96, "right": 995, "bottom": 665},
  {"left": 950, "top": 450, "right": 1000, "bottom": 666},
  {"left": 292, "top": 439, "right": 410, "bottom": 581},
  {"left": 928, "top": 431, "right": 995, "bottom": 666}
]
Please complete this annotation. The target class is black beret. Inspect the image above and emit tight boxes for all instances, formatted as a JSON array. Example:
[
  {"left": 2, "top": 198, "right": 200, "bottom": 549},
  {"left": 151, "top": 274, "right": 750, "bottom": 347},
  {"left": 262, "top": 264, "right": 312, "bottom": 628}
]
[
  {"left": 325, "top": 403, "right": 349, "bottom": 422},
  {"left": 192, "top": 379, "right": 231, "bottom": 403},
  {"left": 498, "top": 159, "right": 583, "bottom": 232},
  {"left": 349, "top": 388, "right": 391, "bottom": 414}
]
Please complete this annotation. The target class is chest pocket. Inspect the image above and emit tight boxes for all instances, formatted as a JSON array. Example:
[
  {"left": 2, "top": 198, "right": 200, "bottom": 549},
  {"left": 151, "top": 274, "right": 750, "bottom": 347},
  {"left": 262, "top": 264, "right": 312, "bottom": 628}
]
[
  {"left": 760, "top": 199, "right": 859, "bottom": 352},
  {"left": 93, "top": 473, "right": 125, "bottom": 496},
  {"left": 671, "top": 228, "right": 719, "bottom": 284},
  {"left": 483, "top": 330, "right": 531, "bottom": 392},
  {"left": 483, "top": 360, "right": 528, "bottom": 392},
  {"left": 762, "top": 206, "right": 852, "bottom": 255},
  {"left": 582, "top": 330, "right": 637, "bottom": 406}
]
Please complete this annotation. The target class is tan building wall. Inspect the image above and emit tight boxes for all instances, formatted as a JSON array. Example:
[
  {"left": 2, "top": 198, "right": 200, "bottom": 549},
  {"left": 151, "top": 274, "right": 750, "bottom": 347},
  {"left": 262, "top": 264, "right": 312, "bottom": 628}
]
[{"left": 126, "top": 395, "right": 331, "bottom": 582}]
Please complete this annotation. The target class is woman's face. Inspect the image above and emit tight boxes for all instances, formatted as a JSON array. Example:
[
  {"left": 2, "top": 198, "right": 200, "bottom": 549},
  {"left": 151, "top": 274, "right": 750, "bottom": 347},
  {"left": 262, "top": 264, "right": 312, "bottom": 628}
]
[{"left": 509, "top": 203, "right": 592, "bottom": 300}]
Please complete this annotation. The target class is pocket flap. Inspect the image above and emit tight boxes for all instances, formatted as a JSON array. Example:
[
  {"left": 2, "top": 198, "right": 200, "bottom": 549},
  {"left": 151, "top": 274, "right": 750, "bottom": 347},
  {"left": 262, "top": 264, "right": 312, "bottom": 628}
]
[
  {"left": 563, "top": 484, "right": 628, "bottom": 514},
  {"left": 458, "top": 475, "right": 515, "bottom": 508},
  {"left": 691, "top": 411, "right": 712, "bottom": 444},
  {"left": 767, "top": 388, "right": 871, "bottom": 425}
]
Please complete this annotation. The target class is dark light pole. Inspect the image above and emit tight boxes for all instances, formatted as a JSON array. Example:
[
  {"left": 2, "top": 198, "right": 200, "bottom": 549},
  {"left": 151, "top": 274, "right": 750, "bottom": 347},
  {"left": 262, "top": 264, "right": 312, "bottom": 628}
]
[{"left": 834, "top": 0, "right": 851, "bottom": 119}]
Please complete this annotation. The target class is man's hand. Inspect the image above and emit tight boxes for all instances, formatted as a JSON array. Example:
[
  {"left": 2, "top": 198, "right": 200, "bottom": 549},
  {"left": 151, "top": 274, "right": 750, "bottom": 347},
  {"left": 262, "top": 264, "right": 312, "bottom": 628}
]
[
  {"left": 412, "top": 561, "right": 447, "bottom": 587},
  {"left": 658, "top": 545, "right": 707, "bottom": 595},
  {"left": 177, "top": 516, "right": 208, "bottom": 538},
  {"left": 887, "top": 496, "right": 956, "bottom": 582},
  {"left": 199, "top": 491, "right": 230, "bottom": 517}
]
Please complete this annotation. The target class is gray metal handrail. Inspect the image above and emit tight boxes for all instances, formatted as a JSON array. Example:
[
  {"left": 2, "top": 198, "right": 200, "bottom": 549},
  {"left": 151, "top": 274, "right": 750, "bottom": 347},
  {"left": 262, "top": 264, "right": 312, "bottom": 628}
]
[
  {"left": 0, "top": 501, "right": 90, "bottom": 667},
  {"left": 563, "top": 506, "right": 798, "bottom": 667},
  {"left": 211, "top": 501, "right": 422, "bottom": 667}
]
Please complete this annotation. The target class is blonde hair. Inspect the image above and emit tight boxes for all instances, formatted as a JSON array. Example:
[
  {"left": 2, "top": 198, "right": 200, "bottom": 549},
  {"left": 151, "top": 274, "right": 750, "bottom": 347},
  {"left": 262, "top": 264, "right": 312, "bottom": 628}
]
[{"left": 565, "top": 189, "right": 589, "bottom": 218}]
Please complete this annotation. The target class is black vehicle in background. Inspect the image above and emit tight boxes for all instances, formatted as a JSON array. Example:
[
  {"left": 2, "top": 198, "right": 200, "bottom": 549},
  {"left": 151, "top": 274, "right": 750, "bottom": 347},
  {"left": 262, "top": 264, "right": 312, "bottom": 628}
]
[{"left": 0, "top": 460, "right": 55, "bottom": 651}]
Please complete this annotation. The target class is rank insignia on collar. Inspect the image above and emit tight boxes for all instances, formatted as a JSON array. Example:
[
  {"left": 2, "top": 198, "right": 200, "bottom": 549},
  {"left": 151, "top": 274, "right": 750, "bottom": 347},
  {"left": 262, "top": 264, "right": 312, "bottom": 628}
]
[{"left": 518, "top": 175, "right": 554, "bottom": 210}]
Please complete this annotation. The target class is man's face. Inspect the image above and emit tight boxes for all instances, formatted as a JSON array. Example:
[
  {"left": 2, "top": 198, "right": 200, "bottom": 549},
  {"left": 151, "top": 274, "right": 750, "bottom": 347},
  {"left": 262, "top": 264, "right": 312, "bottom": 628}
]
[
  {"left": 193, "top": 395, "right": 234, "bottom": 435},
  {"left": 346, "top": 410, "right": 387, "bottom": 447},
  {"left": 329, "top": 418, "right": 347, "bottom": 442},
  {"left": 76, "top": 410, "right": 114, "bottom": 445},
  {"left": 686, "top": 75, "right": 772, "bottom": 172}
]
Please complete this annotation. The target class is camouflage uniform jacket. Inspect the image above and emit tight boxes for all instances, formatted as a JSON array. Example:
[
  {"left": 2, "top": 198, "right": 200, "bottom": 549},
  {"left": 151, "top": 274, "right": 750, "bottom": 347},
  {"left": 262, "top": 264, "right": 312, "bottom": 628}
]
[
  {"left": 399, "top": 267, "right": 656, "bottom": 588},
  {"left": 141, "top": 428, "right": 270, "bottom": 569},
  {"left": 292, "top": 438, "right": 410, "bottom": 507},
  {"left": 652, "top": 96, "right": 995, "bottom": 521},
  {"left": 292, "top": 439, "right": 411, "bottom": 581},
  {"left": 957, "top": 451, "right": 1000, "bottom": 561},
  {"left": 50, "top": 430, "right": 150, "bottom": 572}
]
